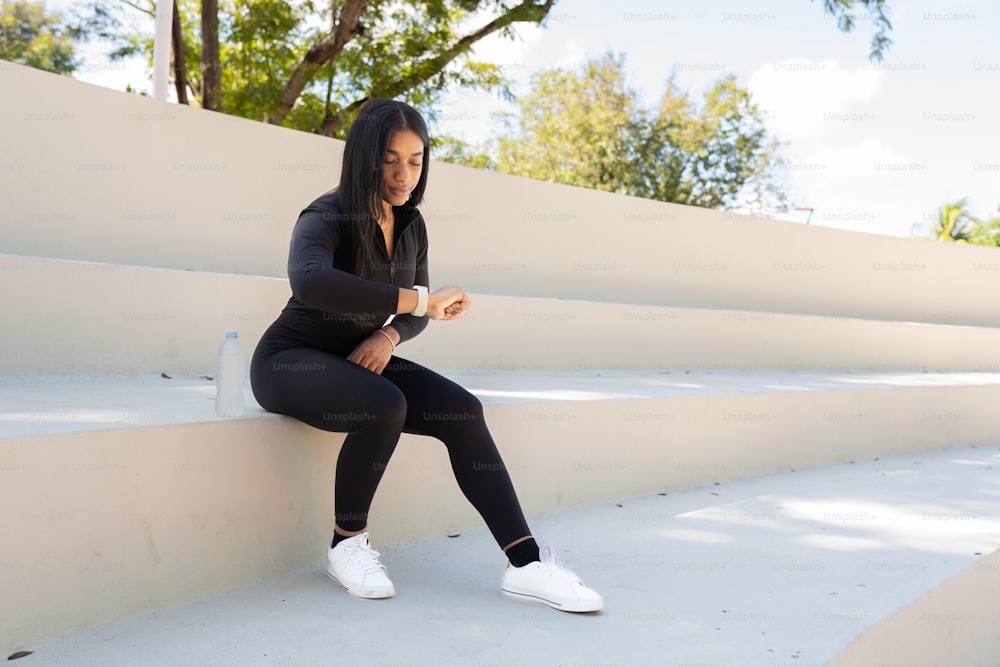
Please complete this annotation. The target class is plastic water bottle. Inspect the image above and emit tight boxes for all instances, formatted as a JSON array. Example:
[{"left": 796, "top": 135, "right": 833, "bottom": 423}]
[{"left": 215, "top": 331, "right": 245, "bottom": 417}]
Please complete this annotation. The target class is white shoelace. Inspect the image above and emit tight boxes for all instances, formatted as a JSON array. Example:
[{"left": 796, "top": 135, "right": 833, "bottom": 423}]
[
  {"left": 341, "top": 536, "right": 387, "bottom": 575},
  {"left": 538, "top": 545, "right": 583, "bottom": 584}
]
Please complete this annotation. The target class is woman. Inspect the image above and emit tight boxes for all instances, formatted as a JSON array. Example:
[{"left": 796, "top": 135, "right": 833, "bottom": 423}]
[{"left": 250, "top": 98, "right": 602, "bottom": 613}]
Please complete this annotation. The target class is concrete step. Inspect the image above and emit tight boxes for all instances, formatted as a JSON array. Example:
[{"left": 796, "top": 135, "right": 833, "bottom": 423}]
[
  {"left": 3, "top": 370, "right": 1000, "bottom": 650},
  {"left": 12, "top": 444, "right": 1000, "bottom": 667},
  {"left": 0, "top": 254, "right": 288, "bottom": 377},
  {"left": 4, "top": 253, "right": 1000, "bottom": 376},
  {"left": 7, "top": 63, "right": 1000, "bottom": 328},
  {"left": 6, "top": 62, "right": 1000, "bottom": 667}
]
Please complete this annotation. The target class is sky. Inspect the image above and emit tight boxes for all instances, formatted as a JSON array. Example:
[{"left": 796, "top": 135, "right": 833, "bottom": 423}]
[{"left": 57, "top": 0, "right": 1000, "bottom": 239}]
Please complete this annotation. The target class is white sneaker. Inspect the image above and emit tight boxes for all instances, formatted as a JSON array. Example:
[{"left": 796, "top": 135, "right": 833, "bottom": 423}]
[
  {"left": 326, "top": 532, "right": 395, "bottom": 599},
  {"left": 500, "top": 545, "right": 603, "bottom": 612}
]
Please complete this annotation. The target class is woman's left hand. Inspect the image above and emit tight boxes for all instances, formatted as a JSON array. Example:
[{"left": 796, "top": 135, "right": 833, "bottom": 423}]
[{"left": 347, "top": 330, "right": 395, "bottom": 375}]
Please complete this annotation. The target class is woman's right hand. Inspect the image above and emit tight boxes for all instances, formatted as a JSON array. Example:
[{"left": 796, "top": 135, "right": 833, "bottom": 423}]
[{"left": 427, "top": 285, "right": 470, "bottom": 320}]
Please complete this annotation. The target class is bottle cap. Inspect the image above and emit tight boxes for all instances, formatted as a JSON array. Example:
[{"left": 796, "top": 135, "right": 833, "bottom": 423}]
[{"left": 225, "top": 331, "right": 238, "bottom": 338}]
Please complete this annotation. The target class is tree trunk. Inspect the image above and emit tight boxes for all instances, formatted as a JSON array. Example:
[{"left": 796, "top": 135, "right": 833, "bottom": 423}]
[
  {"left": 201, "top": 0, "right": 220, "bottom": 110},
  {"left": 267, "top": 0, "right": 366, "bottom": 126},
  {"left": 171, "top": 0, "right": 188, "bottom": 104}
]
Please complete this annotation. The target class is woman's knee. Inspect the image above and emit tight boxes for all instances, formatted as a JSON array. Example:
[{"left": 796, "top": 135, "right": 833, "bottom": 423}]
[
  {"left": 324, "top": 378, "right": 408, "bottom": 432},
  {"left": 450, "top": 388, "right": 484, "bottom": 420},
  {"left": 418, "top": 387, "right": 486, "bottom": 438},
  {"left": 426, "top": 386, "right": 483, "bottom": 420},
  {"left": 372, "top": 383, "right": 408, "bottom": 426}
]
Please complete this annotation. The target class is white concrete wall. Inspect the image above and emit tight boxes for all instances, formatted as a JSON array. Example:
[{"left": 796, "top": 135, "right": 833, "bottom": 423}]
[
  {"left": 4, "top": 62, "right": 1000, "bottom": 329},
  {"left": 0, "top": 63, "right": 331, "bottom": 278}
]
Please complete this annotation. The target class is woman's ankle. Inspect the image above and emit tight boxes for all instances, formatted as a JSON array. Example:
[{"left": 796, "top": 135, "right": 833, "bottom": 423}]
[
  {"left": 331, "top": 525, "right": 367, "bottom": 549},
  {"left": 505, "top": 537, "right": 541, "bottom": 567}
]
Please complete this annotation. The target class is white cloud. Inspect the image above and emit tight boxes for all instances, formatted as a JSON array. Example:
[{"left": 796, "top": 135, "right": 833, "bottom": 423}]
[
  {"left": 552, "top": 40, "right": 587, "bottom": 69},
  {"left": 800, "top": 135, "right": 915, "bottom": 176},
  {"left": 748, "top": 58, "right": 884, "bottom": 142},
  {"left": 782, "top": 136, "right": 942, "bottom": 236}
]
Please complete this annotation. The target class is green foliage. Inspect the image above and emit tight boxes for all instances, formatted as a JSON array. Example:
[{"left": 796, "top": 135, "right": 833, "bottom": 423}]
[
  {"left": 62, "top": 0, "right": 893, "bottom": 141},
  {"left": 925, "top": 199, "right": 1000, "bottom": 248},
  {"left": 432, "top": 135, "right": 495, "bottom": 170},
  {"left": 968, "top": 217, "right": 1000, "bottom": 247},
  {"left": 221, "top": 0, "right": 308, "bottom": 122},
  {"left": 817, "top": 0, "right": 893, "bottom": 61},
  {"left": 443, "top": 53, "right": 788, "bottom": 213},
  {"left": 649, "top": 74, "right": 786, "bottom": 210},
  {"left": 84, "top": 0, "right": 552, "bottom": 137},
  {"left": 492, "top": 53, "right": 639, "bottom": 192},
  {"left": 0, "top": 0, "right": 83, "bottom": 74},
  {"left": 930, "top": 198, "right": 975, "bottom": 243}
]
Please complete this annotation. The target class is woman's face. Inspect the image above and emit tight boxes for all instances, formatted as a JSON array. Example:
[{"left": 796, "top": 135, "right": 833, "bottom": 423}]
[{"left": 382, "top": 129, "right": 424, "bottom": 208}]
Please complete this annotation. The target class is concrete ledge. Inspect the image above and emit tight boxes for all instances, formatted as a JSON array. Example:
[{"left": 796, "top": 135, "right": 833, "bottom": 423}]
[
  {"left": 5, "top": 254, "right": 1000, "bottom": 376},
  {"left": 412, "top": 297, "right": 1000, "bottom": 372},
  {"left": 0, "top": 254, "right": 289, "bottom": 376},
  {"left": 5, "top": 370, "right": 1000, "bottom": 439},
  {"left": 3, "top": 371, "right": 1000, "bottom": 649},
  {"left": 13, "top": 444, "right": 1000, "bottom": 666},
  {"left": 829, "top": 548, "right": 1000, "bottom": 666}
]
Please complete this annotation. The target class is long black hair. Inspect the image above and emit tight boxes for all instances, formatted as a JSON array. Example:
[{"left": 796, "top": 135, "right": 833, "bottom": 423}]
[{"left": 338, "top": 98, "right": 430, "bottom": 279}]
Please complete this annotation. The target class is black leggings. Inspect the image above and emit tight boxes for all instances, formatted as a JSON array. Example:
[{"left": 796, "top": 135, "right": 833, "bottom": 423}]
[{"left": 250, "top": 347, "right": 531, "bottom": 550}]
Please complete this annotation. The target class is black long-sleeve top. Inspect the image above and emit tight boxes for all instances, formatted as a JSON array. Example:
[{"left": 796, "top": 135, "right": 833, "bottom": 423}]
[{"left": 258, "top": 189, "right": 429, "bottom": 357}]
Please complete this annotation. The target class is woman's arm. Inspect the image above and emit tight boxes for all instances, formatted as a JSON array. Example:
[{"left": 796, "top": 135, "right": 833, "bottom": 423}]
[
  {"left": 386, "top": 221, "right": 431, "bottom": 343},
  {"left": 288, "top": 205, "right": 428, "bottom": 317},
  {"left": 289, "top": 204, "right": 466, "bottom": 324}
]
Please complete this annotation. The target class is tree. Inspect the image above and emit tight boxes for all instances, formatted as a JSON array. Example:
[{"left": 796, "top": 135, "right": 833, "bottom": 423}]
[
  {"left": 85, "top": 0, "right": 555, "bottom": 137},
  {"left": 930, "top": 200, "right": 1000, "bottom": 248},
  {"left": 440, "top": 53, "right": 787, "bottom": 213},
  {"left": 0, "top": 0, "right": 84, "bottom": 74},
  {"left": 200, "top": 0, "right": 219, "bottom": 110},
  {"left": 641, "top": 73, "right": 787, "bottom": 210},
  {"left": 970, "top": 207, "right": 1000, "bottom": 247},
  {"left": 929, "top": 199, "right": 976, "bottom": 243},
  {"left": 431, "top": 135, "right": 495, "bottom": 171},
  {"left": 75, "top": 0, "right": 893, "bottom": 138},
  {"left": 968, "top": 216, "right": 1000, "bottom": 247},
  {"left": 911, "top": 200, "right": 1000, "bottom": 248},
  {"left": 491, "top": 53, "right": 639, "bottom": 193}
]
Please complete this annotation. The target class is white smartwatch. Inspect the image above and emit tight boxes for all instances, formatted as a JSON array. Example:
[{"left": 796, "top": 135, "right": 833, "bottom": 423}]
[{"left": 411, "top": 285, "right": 429, "bottom": 317}]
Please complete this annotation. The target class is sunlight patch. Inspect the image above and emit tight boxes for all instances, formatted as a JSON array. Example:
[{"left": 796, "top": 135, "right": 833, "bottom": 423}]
[
  {"left": 793, "top": 533, "right": 886, "bottom": 551},
  {"left": 659, "top": 529, "right": 735, "bottom": 544}
]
